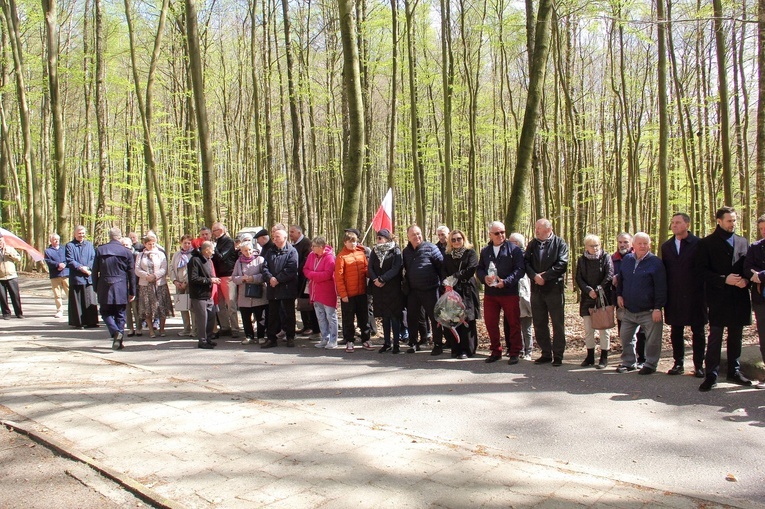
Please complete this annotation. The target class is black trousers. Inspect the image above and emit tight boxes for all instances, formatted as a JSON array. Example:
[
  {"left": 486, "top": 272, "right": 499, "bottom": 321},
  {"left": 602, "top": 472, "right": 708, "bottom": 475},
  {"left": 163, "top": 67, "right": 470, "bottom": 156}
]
[
  {"left": 340, "top": 294, "right": 370, "bottom": 343},
  {"left": 267, "top": 299, "right": 296, "bottom": 341},
  {"left": 406, "top": 288, "right": 442, "bottom": 348},
  {"left": 530, "top": 289, "right": 566, "bottom": 358},
  {"left": 704, "top": 325, "right": 743, "bottom": 379},
  {"left": 240, "top": 305, "right": 268, "bottom": 339},
  {"left": 670, "top": 324, "right": 706, "bottom": 369},
  {"left": 0, "top": 278, "right": 22, "bottom": 316}
]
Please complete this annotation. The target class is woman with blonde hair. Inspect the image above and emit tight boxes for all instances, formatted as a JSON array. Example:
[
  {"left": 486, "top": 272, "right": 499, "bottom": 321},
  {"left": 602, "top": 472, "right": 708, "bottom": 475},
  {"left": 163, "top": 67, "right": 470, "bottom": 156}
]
[
  {"left": 575, "top": 234, "right": 614, "bottom": 368},
  {"left": 441, "top": 229, "right": 480, "bottom": 358}
]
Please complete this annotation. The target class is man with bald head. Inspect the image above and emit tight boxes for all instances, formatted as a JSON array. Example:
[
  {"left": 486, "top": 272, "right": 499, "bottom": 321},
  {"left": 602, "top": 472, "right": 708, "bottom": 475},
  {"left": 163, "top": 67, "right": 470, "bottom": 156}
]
[
  {"left": 615, "top": 232, "right": 666, "bottom": 375},
  {"left": 402, "top": 225, "right": 443, "bottom": 354},
  {"left": 524, "top": 218, "right": 569, "bottom": 366}
]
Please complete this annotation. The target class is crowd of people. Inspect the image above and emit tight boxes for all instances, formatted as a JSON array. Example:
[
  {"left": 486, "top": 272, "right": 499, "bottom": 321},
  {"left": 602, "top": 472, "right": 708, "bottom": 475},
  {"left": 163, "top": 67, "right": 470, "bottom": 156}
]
[{"left": 0, "top": 205, "right": 755, "bottom": 393}]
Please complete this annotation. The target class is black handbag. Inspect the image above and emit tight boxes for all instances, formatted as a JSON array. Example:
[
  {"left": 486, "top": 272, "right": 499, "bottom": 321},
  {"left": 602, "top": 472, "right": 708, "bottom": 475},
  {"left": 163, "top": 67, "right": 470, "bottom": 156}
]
[{"left": 244, "top": 283, "right": 263, "bottom": 299}]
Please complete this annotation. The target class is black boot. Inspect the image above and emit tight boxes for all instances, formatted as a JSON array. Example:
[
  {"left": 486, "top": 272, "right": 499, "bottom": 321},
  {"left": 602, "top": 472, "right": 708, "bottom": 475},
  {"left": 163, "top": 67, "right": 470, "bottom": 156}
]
[
  {"left": 581, "top": 348, "right": 595, "bottom": 367},
  {"left": 597, "top": 350, "right": 609, "bottom": 369}
]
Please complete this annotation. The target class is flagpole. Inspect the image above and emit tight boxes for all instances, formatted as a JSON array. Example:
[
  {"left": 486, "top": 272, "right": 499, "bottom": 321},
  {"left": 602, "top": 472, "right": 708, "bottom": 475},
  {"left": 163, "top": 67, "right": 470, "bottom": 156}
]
[{"left": 361, "top": 221, "right": 374, "bottom": 245}]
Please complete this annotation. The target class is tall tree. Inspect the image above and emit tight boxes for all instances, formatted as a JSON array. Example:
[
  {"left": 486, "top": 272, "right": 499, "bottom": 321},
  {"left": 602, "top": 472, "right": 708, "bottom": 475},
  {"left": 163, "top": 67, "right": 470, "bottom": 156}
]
[
  {"left": 1, "top": 0, "right": 36, "bottom": 243},
  {"left": 504, "top": 0, "right": 554, "bottom": 230},
  {"left": 440, "top": 0, "right": 454, "bottom": 227},
  {"left": 338, "top": 0, "right": 365, "bottom": 233},
  {"left": 758, "top": 0, "right": 765, "bottom": 215},
  {"left": 42, "top": 0, "right": 69, "bottom": 241},
  {"left": 713, "top": 0, "right": 733, "bottom": 206},
  {"left": 185, "top": 0, "right": 215, "bottom": 226},
  {"left": 124, "top": 0, "right": 170, "bottom": 247},
  {"left": 92, "top": 0, "right": 109, "bottom": 241},
  {"left": 281, "top": 0, "right": 309, "bottom": 228},
  {"left": 656, "top": 0, "right": 668, "bottom": 245}
]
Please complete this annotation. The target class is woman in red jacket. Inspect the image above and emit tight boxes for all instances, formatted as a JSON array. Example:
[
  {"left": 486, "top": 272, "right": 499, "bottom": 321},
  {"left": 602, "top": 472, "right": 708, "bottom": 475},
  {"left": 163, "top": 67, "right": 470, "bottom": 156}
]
[{"left": 335, "top": 231, "right": 372, "bottom": 352}]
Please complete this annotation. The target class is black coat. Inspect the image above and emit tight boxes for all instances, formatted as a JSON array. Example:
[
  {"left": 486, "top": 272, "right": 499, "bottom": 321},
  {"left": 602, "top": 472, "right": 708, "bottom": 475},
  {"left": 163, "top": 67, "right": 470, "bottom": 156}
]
[
  {"left": 696, "top": 226, "right": 751, "bottom": 327},
  {"left": 262, "top": 244, "right": 300, "bottom": 300},
  {"left": 660, "top": 233, "right": 707, "bottom": 326},
  {"left": 212, "top": 234, "right": 237, "bottom": 277},
  {"left": 743, "top": 238, "right": 765, "bottom": 305},
  {"left": 575, "top": 252, "right": 613, "bottom": 317},
  {"left": 524, "top": 234, "right": 569, "bottom": 293},
  {"left": 368, "top": 244, "right": 404, "bottom": 317},
  {"left": 293, "top": 236, "right": 312, "bottom": 291},
  {"left": 92, "top": 240, "right": 136, "bottom": 306},
  {"left": 441, "top": 249, "right": 480, "bottom": 321},
  {"left": 188, "top": 251, "right": 214, "bottom": 300}
]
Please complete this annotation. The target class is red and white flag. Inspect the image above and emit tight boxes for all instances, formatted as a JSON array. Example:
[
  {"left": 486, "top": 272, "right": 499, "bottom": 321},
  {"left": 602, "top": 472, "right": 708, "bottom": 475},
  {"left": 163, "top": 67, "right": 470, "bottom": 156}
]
[
  {"left": 0, "top": 227, "right": 44, "bottom": 262},
  {"left": 371, "top": 188, "right": 393, "bottom": 233}
]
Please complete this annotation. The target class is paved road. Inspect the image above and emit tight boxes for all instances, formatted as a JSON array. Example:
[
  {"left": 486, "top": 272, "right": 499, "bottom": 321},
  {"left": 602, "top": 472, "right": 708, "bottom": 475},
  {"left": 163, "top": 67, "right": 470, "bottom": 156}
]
[{"left": 1, "top": 277, "right": 763, "bottom": 508}]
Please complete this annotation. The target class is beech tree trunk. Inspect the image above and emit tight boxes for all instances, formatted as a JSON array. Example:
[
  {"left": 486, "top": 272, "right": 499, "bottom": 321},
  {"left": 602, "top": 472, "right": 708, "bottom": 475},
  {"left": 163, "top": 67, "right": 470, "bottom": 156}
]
[{"left": 504, "top": 0, "right": 553, "bottom": 231}]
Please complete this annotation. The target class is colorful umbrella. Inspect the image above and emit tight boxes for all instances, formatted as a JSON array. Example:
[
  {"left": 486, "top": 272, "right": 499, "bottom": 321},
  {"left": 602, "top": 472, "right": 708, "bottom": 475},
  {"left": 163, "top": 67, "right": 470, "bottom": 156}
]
[{"left": 0, "top": 227, "right": 44, "bottom": 262}]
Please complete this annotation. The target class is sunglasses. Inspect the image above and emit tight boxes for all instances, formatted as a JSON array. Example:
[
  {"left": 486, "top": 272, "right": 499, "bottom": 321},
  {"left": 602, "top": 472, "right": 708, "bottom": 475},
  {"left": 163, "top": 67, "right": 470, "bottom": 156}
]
[
  {"left": 451, "top": 237, "right": 463, "bottom": 242},
  {"left": 491, "top": 231, "right": 505, "bottom": 236}
]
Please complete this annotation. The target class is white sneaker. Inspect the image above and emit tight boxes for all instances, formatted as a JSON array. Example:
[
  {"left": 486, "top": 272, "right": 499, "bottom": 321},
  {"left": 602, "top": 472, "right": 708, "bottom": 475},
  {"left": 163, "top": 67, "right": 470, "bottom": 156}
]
[
  {"left": 315, "top": 339, "right": 328, "bottom": 348},
  {"left": 54, "top": 311, "right": 63, "bottom": 318},
  {"left": 345, "top": 342, "right": 355, "bottom": 353},
  {"left": 325, "top": 341, "right": 337, "bottom": 349},
  {"left": 523, "top": 354, "right": 532, "bottom": 361},
  {"left": 756, "top": 381, "right": 765, "bottom": 390}
]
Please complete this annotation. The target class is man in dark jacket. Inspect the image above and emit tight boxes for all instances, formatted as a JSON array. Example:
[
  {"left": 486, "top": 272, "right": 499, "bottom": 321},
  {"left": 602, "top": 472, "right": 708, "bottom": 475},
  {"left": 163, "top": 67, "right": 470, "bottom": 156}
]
[
  {"left": 697, "top": 206, "right": 752, "bottom": 391},
  {"left": 661, "top": 212, "right": 707, "bottom": 377},
  {"left": 476, "top": 221, "right": 526, "bottom": 364},
  {"left": 525, "top": 218, "right": 569, "bottom": 366},
  {"left": 44, "top": 233, "right": 69, "bottom": 319},
  {"left": 212, "top": 222, "right": 240, "bottom": 338},
  {"left": 93, "top": 228, "right": 136, "bottom": 350},
  {"left": 290, "top": 224, "right": 318, "bottom": 336},
  {"left": 261, "top": 228, "right": 300, "bottom": 348},
  {"left": 66, "top": 225, "right": 99, "bottom": 328},
  {"left": 744, "top": 214, "right": 765, "bottom": 389},
  {"left": 188, "top": 241, "right": 220, "bottom": 349},
  {"left": 402, "top": 225, "right": 443, "bottom": 354},
  {"left": 612, "top": 233, "right": 647, "bottom": 366},
  {"left": 616, "top": 233, "right": 666, "bottom": 375}
]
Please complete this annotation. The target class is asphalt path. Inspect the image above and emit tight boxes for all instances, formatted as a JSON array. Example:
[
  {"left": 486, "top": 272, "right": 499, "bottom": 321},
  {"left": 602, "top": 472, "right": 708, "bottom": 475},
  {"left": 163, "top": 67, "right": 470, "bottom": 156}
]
[{"left": 6, "top": 276, "right": 765, "bottom": 506}]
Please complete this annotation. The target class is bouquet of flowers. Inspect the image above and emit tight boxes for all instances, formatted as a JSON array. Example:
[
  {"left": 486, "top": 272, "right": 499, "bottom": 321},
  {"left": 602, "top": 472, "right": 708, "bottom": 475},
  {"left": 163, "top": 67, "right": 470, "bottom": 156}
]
[{"left": 434, "top": 276, "right": 468, "bottom": 342}]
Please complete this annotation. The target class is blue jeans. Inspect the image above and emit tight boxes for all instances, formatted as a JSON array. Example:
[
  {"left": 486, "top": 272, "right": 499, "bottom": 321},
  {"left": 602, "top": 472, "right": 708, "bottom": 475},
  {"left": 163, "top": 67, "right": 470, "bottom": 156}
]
[{"left": 313, "top": 302, "right": 338, "bottom": 342}]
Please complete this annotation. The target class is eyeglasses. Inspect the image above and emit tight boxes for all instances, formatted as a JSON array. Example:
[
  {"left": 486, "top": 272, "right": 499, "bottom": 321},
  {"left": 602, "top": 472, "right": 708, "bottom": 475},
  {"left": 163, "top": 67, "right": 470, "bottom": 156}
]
[
  {"left": 491, "top": 231, "right": 505, "bottom": 236},
  {"left": 451, "top": 237, "right": 463, "bottom": 242}
]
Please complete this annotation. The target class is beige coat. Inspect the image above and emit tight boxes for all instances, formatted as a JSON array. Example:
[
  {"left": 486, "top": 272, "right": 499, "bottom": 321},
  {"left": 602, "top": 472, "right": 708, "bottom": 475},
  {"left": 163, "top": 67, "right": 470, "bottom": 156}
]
[{"left": 0, "top": 245, "right": 20, "bottom": 280}]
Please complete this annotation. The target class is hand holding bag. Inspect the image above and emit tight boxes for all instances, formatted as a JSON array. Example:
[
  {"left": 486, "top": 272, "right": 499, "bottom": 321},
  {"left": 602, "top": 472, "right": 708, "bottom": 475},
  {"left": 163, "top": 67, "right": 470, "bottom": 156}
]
[
  {"left": 588, "top": 287, "right": 615, "bottom": 330},
  {"left": 244, "top": 283, "right": 263, "bottom": 299},
  {"left": 174, "top": 293, "right": 190, "bottom": 311}
]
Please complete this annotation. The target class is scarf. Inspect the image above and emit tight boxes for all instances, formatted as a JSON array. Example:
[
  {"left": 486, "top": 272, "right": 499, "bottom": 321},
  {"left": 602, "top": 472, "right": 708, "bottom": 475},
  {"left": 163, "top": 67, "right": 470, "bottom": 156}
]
[
  {"left": 238, "top": 253, "right": 255, "bottom": 264},
  {"left": 450, "top": 247, "right": 467, "bottom": 259},
  {"left": 373, "top": 242, "right": 395, "bottom": 268},
  {"left": 177, "top": 248, "right": 193, "bottom": 269},
  {"left": 584, "top": 249, "right": 602, "bottom": 260}
]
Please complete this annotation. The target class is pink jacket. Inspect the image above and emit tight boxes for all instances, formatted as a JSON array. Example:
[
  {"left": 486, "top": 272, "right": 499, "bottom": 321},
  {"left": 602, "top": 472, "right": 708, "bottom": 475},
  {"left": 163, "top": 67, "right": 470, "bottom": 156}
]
[{"left": 303, "top": 246, "right": 337, "bottom": 308}]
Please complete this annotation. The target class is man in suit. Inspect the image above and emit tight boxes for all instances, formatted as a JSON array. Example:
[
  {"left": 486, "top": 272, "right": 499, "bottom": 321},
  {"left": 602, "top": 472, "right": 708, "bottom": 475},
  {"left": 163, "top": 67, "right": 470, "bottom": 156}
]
[
  {"left": 93, "top": 227, "right": 136, "bottom": 350},
  {"left": 525, "top": 218, "right": 569, "bottom": 366},
  {"left": 661, "top": 212, "right": 707, "bottom": 377},
  {"left": 696, "top": 206, "right": 752, "bottom": 391}
]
